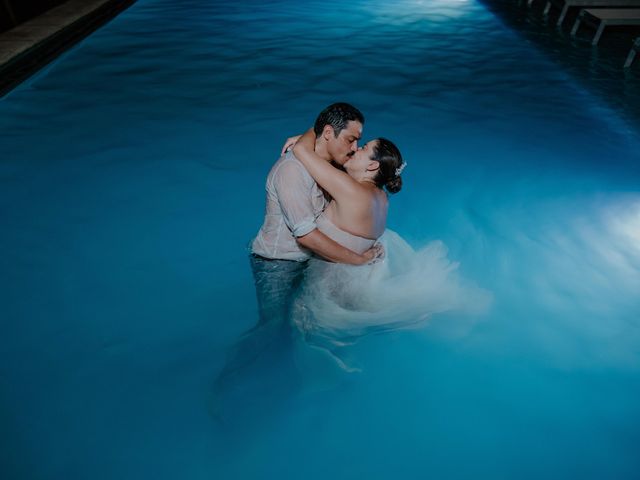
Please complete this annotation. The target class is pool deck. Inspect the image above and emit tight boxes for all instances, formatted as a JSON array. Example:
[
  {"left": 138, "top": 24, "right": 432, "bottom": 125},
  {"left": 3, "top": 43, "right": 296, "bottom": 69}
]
[{"left": 0, "top": 0, "right": 135, "bottom": 97}]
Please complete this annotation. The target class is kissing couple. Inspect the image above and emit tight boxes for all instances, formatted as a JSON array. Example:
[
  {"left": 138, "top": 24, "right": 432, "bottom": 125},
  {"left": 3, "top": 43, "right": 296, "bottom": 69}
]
[
  {"left": 214, "top": 103, "right": 488, "bottom": 409},
  {"left": 250, "top": 102, "right": 406, "bottom": 343}
]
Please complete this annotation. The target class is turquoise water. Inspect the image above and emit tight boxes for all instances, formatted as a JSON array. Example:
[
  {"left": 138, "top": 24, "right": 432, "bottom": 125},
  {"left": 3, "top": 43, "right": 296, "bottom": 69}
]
[{"left": 1, "top": 0, "right": 640, "bottom": 478}]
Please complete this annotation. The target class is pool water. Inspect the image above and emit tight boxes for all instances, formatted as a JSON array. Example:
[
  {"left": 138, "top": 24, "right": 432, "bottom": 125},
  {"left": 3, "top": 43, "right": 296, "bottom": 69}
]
[{"left": 1, "top": 0, "right": 640, "bottom": 478}]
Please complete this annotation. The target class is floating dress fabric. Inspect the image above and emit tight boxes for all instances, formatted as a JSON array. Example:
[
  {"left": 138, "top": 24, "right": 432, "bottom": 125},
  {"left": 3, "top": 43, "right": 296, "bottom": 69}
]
[{"left": 293, "top": 215, "right": 491, "bottom": 356}]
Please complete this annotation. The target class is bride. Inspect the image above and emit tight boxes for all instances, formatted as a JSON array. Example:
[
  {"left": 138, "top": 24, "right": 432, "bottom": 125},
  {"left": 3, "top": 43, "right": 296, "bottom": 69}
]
[
  {"left": 292, "top": 128, "right": 404, "bottom": 255},
  {"left": 287, "top": 129, "right": 489, "bottom": 370}
]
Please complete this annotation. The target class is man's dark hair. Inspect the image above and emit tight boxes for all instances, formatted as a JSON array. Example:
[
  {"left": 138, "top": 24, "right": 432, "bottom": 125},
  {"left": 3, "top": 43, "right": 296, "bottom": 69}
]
[{"left": 313, "top": 103, "right": 365, "bottom": 138}]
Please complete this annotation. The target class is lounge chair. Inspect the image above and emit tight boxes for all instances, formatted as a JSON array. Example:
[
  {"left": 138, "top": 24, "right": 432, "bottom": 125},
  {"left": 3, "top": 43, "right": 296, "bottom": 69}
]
[
  {"left": 543, "top": 0, "right": 640, "bottom": 27},
  {"left": 624, "top": 36, "right": 640, "bottom": 66},
  {"left": 571, "top": 8, "right": 640, "bottom": 44}
]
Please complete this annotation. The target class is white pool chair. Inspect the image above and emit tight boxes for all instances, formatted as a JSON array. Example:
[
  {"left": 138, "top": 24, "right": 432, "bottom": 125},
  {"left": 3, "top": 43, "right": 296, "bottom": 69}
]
[
  {"left": 543, "top": 0, "right": 640, "bottom": 27},
  {"left": 571, "top": 8, "right": 640, "bottom": 44},
  {"left": 624, "top": 36, "right": 640, "bottom": 65}
]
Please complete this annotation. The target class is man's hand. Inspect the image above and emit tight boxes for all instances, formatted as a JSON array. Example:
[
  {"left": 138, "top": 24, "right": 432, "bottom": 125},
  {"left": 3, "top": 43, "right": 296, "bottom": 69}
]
[
  {"left": 298, "top": 229, "right": 382, "bottom": 265},
  {"left": 360, "top": 243, "right": 385, "bottom": 265},
  {"left": 280, "top": 134, "right": 303, "bottom": 156}
]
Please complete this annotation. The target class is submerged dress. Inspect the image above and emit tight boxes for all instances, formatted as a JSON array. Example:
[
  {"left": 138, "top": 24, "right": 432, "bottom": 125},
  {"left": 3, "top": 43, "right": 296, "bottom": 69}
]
[{"left": 292, "top": 213, "right": 491, "bottom": 369}]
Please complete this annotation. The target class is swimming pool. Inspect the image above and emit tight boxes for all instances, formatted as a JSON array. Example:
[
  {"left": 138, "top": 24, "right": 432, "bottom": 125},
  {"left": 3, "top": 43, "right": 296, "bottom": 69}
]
[{"left": 1, "top": 0, "right": 639, "bottom": 478}]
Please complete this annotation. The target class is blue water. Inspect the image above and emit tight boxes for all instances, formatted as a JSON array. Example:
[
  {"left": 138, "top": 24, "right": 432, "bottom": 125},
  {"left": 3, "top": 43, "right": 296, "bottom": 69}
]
[{"left": 1, "top": 0, "right": 640, "bottom": 478}]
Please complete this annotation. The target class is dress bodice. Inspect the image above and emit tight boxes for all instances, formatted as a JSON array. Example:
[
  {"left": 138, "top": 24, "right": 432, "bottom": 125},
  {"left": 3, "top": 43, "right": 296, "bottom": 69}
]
[{"left": 316, "top": 214, "right": 377, "bottom": 255}]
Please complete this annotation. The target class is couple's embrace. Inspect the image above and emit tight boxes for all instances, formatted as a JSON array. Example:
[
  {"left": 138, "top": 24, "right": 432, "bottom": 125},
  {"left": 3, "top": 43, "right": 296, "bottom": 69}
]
[
  {"left": 253, "top": 102, "right": 402, "bottom": 268},
  {"left": 250, "top": 102, "right": 406, "bottom": 349},
  {"left": 218, "top": 103, "right": 486, "bottom": 392}
]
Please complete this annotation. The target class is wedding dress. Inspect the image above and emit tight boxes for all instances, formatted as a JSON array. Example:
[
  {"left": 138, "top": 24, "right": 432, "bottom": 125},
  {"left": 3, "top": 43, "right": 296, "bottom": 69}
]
[{"left": 292, "top": 213, "right": 490, "bottom": 367}]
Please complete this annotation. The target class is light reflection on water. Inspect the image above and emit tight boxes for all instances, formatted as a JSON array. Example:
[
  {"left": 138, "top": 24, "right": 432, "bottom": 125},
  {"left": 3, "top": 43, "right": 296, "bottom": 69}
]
[{"left": 1, "top": 0, "right": 640, "bottom": 478}]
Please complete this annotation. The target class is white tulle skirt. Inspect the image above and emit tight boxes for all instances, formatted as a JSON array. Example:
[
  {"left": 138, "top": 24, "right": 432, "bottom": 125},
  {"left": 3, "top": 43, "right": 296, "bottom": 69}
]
[{"left": 292, "top": 230, "right": 491, "bottom": 357}]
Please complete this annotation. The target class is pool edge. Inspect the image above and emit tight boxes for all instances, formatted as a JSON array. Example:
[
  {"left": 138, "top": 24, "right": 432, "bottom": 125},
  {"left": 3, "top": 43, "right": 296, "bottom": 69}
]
[{"left": 0, "top": 0, "right": 137, "bottom": 98}]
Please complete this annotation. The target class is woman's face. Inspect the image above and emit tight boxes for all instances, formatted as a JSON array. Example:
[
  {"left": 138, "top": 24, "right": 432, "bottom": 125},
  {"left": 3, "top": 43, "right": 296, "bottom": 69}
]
[{"left": 344, "top": 139, "right": 379, "bottom": 178}]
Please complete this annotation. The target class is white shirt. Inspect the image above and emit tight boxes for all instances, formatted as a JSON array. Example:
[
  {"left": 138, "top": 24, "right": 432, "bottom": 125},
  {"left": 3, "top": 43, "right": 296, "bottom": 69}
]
[{"left": 251, "top": 151, "right": 326, "bottom": 261}]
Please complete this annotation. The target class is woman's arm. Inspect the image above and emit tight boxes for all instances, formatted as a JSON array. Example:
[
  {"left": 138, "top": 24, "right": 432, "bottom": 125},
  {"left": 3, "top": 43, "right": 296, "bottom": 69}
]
[
  {"left": 280, "top": 134, "right": 302, "bottom": 156},
  {"left": 292, "top": 128, "right": 356, "bottom": 202}
]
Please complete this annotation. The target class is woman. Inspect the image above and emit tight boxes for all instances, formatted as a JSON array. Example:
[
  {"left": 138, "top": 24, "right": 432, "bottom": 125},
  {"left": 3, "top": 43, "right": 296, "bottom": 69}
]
[
  {"left": 285, "top": 129, "right": 489, "bottom": 374},
  {"left": 291, "top": 128, "right": 404, "bottom": 254}
]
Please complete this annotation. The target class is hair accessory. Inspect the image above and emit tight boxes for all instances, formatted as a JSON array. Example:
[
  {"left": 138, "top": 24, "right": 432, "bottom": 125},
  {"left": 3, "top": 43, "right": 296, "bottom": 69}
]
[{"left": 395, "top": 162, "right": 407, "bottom": 177}]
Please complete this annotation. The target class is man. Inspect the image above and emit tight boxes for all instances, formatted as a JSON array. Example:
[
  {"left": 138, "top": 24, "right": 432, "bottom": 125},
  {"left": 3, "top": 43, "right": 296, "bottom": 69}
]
[
  {"left": 250, "top": 102, "right": 378, "bottom": 326},
  {"left": 214, "top": 103, "right": 377, "bottom": 394}
]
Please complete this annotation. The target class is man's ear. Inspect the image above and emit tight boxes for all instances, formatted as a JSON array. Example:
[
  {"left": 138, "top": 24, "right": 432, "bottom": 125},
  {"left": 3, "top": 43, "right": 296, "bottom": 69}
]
[
  {"left": 322, "top": 125, "right": 334, "bottom": 140},
  {"left": 366, "top": 160, "right": 380, "bottom": 172}
]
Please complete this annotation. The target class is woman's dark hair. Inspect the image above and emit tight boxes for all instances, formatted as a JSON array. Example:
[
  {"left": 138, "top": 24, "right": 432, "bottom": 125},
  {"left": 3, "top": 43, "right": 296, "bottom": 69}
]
[
  {"left": 314, "top": 102, "right": 365, "bottom": 137},
  {"left": 372, "top": 138, "right": 403, "bottom": 194}
]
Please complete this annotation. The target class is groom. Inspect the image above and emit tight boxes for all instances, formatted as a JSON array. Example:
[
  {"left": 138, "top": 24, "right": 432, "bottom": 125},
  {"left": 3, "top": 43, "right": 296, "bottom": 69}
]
[
  {"left": 250, "top": 102, "right": 378, "bottom": 327},
  {"left": 215, "top": 103, "right": 375, "bottom": 390}
]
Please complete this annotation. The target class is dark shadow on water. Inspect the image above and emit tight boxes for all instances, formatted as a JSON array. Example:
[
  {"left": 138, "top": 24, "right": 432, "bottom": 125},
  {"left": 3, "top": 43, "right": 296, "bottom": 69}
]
[
  {"left": 210, "top": 319, "right": 301, "bottom": 429},
  {"left": 209, "top": 319, "right": 355, "bottom": 437}
]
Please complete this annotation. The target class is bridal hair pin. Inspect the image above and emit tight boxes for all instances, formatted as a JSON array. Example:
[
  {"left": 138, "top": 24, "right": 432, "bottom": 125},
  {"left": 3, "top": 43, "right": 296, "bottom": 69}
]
[{"left": 395, "top": 162, "right": 407, "bottom": 176}]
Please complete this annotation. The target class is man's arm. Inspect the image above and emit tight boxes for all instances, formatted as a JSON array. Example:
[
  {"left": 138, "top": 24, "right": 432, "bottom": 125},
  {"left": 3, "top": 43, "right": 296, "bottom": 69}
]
[
  {"left": 297, "top": 228, "right": 379, "bottom": 265},
  {"left": 273, "top": 161, "right": 380, "bottom": 264}
]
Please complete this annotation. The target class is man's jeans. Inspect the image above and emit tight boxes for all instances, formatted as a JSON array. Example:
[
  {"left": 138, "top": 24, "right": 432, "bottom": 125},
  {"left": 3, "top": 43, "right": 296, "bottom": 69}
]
[{"left": 249, "top": 254, "right": 307, "bottom": 327}]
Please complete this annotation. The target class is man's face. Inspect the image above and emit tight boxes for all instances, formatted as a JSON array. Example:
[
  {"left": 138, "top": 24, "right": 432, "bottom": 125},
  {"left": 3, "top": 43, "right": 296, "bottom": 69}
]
[{"left": 327, "top": 120, "right": 363, "bottom": 166}]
